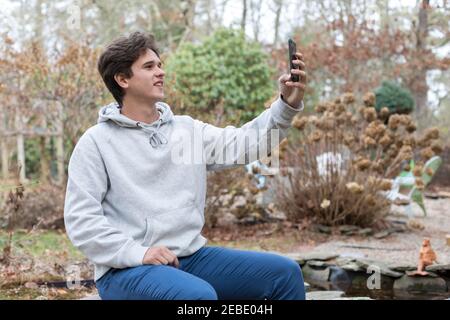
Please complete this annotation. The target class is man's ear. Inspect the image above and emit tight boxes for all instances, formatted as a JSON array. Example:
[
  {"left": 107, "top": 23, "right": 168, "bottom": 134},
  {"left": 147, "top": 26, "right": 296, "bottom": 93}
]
[{"left": 114, "top": 73, "right": 129, "bottom": 89}]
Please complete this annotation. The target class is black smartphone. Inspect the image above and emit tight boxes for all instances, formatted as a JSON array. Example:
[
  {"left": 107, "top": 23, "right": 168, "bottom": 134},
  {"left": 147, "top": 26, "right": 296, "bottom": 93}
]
[{"left": 288, "top": 38, "right": 299, "bottom": 82}]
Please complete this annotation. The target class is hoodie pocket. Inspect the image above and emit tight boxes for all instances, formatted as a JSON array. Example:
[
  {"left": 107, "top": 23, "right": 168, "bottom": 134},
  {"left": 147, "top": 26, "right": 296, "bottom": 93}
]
[{"left": 142, "top": 202, "right": 204, "bottom": 252}]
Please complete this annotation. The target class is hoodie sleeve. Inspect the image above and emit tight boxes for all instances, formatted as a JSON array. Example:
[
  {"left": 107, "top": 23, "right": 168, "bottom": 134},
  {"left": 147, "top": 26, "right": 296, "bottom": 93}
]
[
  {"left": 64, "top": 132, "right": 148, "bottom": 269},
  {"left": 195, "top": 95, "right": 304, "bottom": 171}
]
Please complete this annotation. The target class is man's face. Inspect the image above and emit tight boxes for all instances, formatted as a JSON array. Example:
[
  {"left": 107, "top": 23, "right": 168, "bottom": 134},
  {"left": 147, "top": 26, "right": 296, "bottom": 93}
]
[{"left": 125, "top": 48, "right": 165, "bottom": 102}]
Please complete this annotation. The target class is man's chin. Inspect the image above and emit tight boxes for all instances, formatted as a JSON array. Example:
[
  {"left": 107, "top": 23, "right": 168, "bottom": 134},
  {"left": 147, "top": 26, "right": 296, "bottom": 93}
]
[{"left": 148, "top": 93, "right": 164, "bottom": 101}]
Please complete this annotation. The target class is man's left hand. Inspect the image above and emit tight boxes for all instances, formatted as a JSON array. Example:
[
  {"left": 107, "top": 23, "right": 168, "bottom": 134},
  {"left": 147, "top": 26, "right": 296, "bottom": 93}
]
[{"left": 278, "top": 52, "right": 307, "bottom": 108}]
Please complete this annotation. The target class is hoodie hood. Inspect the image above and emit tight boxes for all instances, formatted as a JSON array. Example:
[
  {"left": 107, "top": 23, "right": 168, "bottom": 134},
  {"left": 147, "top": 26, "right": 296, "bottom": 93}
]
[{"left": 98, "top": 101, "right": 174, "bottom": 148}]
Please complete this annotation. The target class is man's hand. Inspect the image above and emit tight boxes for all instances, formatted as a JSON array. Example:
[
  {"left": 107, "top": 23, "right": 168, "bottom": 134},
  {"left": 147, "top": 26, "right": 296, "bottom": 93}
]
[
  {"left": 278, "top": 51, "right": 307, "bottom": 108},
  {"left": 142, "top": 246, "right": 180, "bottom": 268}
]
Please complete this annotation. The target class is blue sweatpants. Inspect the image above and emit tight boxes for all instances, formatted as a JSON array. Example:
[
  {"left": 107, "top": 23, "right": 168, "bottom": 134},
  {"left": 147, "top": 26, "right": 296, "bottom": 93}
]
[{"left": 96, "top": 246, "right": 305, "bottom": 300}]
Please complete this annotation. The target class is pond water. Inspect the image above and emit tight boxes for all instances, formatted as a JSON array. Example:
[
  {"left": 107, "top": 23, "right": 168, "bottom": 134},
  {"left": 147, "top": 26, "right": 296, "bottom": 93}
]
[{"left": 308, "top": 278, "right": 450, "bottom": 300}]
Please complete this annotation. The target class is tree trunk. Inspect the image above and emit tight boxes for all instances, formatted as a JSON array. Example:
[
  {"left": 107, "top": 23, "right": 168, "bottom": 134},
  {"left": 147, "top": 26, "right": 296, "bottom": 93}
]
[
  {"left": 1, "top": 137, "right": 8, "bottom": 180},
  {"left": 56, "top": 102, "right": 65, "bottom": 185},
  {"left": 412, "top": 0, "right": 430, "bottom": 115},
  {"left": 241, "top": 0, "right": 247, "bottom": 32},
  {"left": 1, "top": 112, "right": 8, "bottom": 179},
  {"left": 39, "top": 116, "right": 51, "bottom": 184},
  {"left": 273, "top": 0, "right": 283, "bottom": 47},
  {"left": 15, "top": 114, "right": 26, "bottom": 182},
  {"left": 39, "top": 137, "right": 49, "bottom": 184}
]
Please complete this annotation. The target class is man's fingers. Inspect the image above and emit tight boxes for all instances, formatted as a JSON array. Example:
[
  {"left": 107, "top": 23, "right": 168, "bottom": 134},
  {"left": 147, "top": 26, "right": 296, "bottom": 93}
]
[
  {"left": 173, "top": 257, "right": 180, "bottom": 268},
  {"left": 155, "top": 255, "right": 169, "bottom": 265},
  {"left": 295, "top": 52, "right": 304, "bottom": 60},
  {"left": 285, "top": 81, "right": 306, "bottom": 88},
  {"left": 279, "top": 74, "right": 291, "bottom": 83},
  {"left": 291, "top": 69, "right": 307, "bottom": 77},
  {"left": 162, "top": 248, "right": 180, "bottom": 268},
  {"left": 292, "top": 60, "right": 306, "bottom": 70}
]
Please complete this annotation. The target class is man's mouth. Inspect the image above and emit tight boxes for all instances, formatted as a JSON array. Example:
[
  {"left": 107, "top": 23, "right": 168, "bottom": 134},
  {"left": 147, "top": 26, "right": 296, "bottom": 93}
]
[{"left": 154, "top": 81, "right": 164, "bottom": 87}]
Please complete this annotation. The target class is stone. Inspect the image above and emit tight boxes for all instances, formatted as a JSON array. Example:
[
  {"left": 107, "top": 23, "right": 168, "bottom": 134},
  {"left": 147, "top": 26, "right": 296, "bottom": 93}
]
[
  {"left": 230, "top": 195, "right": 247, "bottom": 214},
  {"left": 281, "top": 253, "right": 305, "bottom": 265},
  {"left": 218, "top": 194, "right": 233, "bottom": 206},
  {"left": 354, "top": 259, "right": 403, "bottom": 278},
  {"left": 336, "top": 297, "right": 373, "bottom": 300},
  {"left": 296, "top": 252, "right": 340, "bottom": 262},
  {"left": 437, "top": 191, "right": 450, "bottom": 198},
  {"left": 304, "top": 282, "right": 311, "bottom": 292},
  {"left": 340, "top": 262, "right": 365, "bottom": 272},
  {"left": 425, "top": 264, "right": 450, "bottom": 273},
  {"left": 387, "top": 262, "right": 417, "bottom": 272},
  {"left": 266, "top": 209, "right": 286, "bottom": 222},
  {"left": 394, "top": 275, "right": 447, "bottom": 293},
  {"left": 307, "top": 260, "right": 333, "bottom": 268},
  {"left": 339, "top": 252, "right": 366, "bottom": 259},
  {"left": 254, "top": 192, "right": 264, "bottom": 207},
  {"left": 236, "top": 215, "right": 259, "bottom": 225},
  {"left": 80, "top": 295, "right": 102, "bottom": 300},
  {"left": 357, "top": 228, "right": 373, "bottom": 236},
  {"left": 424, "top": 192, "right": 440, "bottom": 199},
  {"left": 388, "top": 225, "right": 407, "bottom": 233},
  {"left": 215, "top": 212, "right": 238, "bottom": 227},
  {"left": 373, "top": 230, "right": 391, "bottom": 239},
  {"left": 306, "top": 291, "right": 345, "bottom": 300},
  {"left": 24, "top": 282, "right": 39, "bottom": 289},
  {"left": 349, "top": 272, "right": 395, "bottom": 292},
  {"left": 338, "top": 225, "right": 360, "bottom": 235},
  {"left": 301, "top": 265, "right": 331, "bottom": 283},
  {"left": 312, "top": 224, "right": 332, "bottom": 234},
  {"left": 329, "top": 266, "right": 352, "bottom": 291}
]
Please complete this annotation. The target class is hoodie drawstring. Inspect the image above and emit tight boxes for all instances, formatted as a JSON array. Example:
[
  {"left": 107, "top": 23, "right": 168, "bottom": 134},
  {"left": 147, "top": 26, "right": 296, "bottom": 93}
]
[{"left": 136, "top": 119, "right": 168, "bottom": 148}]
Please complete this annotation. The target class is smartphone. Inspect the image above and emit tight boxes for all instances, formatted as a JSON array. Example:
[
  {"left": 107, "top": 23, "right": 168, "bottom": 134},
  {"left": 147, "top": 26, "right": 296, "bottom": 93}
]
[{"left": 288, "top": 38, "right": 299, "bottom": 82}]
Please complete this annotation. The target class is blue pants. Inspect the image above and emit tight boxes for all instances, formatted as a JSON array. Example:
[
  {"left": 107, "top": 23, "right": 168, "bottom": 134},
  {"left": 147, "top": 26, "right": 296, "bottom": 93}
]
[{"left": 96, "top": 246, "right": 305, "bottom": 300}]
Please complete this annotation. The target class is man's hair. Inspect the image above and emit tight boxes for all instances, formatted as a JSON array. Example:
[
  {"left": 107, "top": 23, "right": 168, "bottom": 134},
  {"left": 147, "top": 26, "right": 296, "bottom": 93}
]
[{"left": 97, "top": 31, "right": 160, "bottom": 106}]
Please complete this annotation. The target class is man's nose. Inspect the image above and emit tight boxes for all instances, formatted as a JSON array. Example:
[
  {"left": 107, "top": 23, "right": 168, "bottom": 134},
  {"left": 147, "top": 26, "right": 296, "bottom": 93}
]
[{"left": 157, "top": 67, "right": 165, "bottom": 77}]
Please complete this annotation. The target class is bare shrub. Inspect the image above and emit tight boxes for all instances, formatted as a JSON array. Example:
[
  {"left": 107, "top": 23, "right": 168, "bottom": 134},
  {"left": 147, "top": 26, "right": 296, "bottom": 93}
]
[{"left": 274, "top": 92, "right": 442, "bottom": 227}]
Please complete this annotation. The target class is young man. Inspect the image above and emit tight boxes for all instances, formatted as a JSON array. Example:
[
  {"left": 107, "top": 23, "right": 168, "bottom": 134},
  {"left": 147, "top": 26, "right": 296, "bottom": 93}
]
[{"left": 64, "top": 31, "right": 308, "bottom": 300}]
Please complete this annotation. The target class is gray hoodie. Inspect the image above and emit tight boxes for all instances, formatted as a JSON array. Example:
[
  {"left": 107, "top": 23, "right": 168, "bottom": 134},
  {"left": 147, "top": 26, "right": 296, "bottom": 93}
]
[{"left": 64, "top": 97, "right": 303, "bottom": 281}]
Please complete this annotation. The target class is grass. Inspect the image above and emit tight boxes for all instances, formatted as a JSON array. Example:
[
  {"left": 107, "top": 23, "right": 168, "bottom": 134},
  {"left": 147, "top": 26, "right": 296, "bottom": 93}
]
[
  {"left": 0, "top": 229, "right": 84, "bottom": 261},
  {"left": 0, "top": 229, "right": 93, "bottom": 300}
]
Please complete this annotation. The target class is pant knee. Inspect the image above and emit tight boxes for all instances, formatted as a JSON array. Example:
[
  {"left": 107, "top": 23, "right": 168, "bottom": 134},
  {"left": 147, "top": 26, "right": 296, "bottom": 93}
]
[
  {"left": 287, "top": 259, "right": 303, "bottom": 280},
  {"left": 188, "top": 284, "right": 218, "bottom": 300}
]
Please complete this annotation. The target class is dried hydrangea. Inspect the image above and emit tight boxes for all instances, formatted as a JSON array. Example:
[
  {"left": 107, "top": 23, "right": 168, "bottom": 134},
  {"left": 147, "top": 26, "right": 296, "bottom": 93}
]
[
  {"left": 292, "top": 116, "right": 308, "bottom": 130},
  {"left": 413, "top": 166, "right": 423, "bottom": 177},
  {"left": 342, "top": 92, "right": 355, "bottom": 104},
  {"left": 420, "top": 147, "right": 434, "bottom": 161},
  {"left": 380, "top": 179, "right": 392, "bottom": 191},
  {"left": 431, "top": 141, "right": 443, "bottom": 154},
  {"left": 415, "top": 178, "right": 425, "bottom": 190},
  {"left": 424, "top": 127, "right": 440, "bottom": 140},
  {"left": 379, "top": 134, "right": 392, "bottom": 147},
  {"left": 388, "top": 114, "right": 401, "bottom": 130},
  {"left": 363, "top": 108, "right": 377, "bottom": 122},
  {"left": 363, "top": 92, "right": 376, "bottom": 107},
  {"left": 320, "top": 199, "right": 331, "bottom": 209},
  {"left": 379, "top": 107, "right": 390, "bottom": 119},
  {"left": 346, "top": 182, "right": 364, "bottom": 194}
]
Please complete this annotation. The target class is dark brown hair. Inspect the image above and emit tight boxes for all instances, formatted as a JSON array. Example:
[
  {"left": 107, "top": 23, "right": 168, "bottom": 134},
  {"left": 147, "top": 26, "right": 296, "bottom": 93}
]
[{"left": 97, "top": 31, "right": 160, "bottom": 106}]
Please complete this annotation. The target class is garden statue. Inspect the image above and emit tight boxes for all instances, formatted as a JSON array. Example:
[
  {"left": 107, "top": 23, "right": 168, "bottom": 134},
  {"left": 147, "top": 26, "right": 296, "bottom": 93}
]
[{"left": 407, "top": 238, "right": 437, "bottom": 276}]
